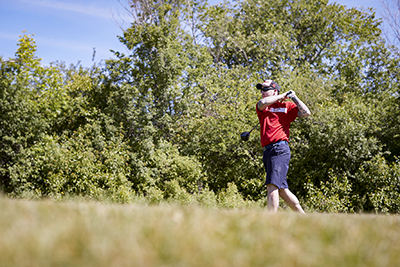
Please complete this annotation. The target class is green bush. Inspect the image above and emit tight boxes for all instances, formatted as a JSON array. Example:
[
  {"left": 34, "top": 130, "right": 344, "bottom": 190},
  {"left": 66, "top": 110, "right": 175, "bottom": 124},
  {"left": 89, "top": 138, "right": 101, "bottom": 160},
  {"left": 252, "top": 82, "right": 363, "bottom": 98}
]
[
  {"left": 8, "top": 124, "right": 132, "bottom": 200},
  {"left": 196, "top": 186, "right": 218, "bottom": 208},
  {"left": 133, "top": 140, "right": 204, "bottom": 197},
  {"left": 353, "top": 156, "right": 400, "bottom": 214},
  {"left": 304, "top": 171, "right": 353, "bottom": 213},
  {"left": 303, "top": 157, "right": 400, "bottom": 214},
  {"left": 146, "top": 186, "right": 165, "bottom": 205},
  {"left": 163, "top": 180, "right": 195, "bottom": 205},
  {"left": 217, "top": 183, "right": 245, "bottom": 209}
]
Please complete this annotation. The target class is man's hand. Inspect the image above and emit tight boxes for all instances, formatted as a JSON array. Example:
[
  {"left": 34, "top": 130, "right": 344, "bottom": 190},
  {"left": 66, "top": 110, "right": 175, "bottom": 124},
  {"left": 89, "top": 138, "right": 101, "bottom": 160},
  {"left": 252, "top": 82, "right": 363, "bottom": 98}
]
[{"left": 285, "top": 90, "right": 296, "bottom": 99}]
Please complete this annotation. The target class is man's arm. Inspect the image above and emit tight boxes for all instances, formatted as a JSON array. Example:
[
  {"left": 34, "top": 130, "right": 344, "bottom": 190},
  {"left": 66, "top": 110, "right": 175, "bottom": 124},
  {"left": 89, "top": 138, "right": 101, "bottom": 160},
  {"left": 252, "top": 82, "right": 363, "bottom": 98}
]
[
  {"left": 257, "top": 93, "right": 288, "bottom": 111},
  {"left": 287, "top": 91, "right": 311, "bottom": 118}
]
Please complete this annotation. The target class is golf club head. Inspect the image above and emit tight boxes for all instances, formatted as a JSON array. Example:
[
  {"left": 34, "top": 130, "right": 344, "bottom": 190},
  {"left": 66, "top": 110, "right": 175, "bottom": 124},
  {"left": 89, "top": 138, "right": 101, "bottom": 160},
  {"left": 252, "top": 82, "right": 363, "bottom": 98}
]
[{"left": 240, "top": 131, "right": 250, "bottom": 141}]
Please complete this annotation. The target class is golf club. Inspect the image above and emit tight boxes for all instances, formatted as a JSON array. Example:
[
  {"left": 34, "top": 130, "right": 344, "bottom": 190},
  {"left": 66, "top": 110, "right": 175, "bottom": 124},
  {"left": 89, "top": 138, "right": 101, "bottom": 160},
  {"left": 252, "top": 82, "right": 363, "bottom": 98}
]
[{"left": 240, "top": 122, "right": 259, "bottom": 141}]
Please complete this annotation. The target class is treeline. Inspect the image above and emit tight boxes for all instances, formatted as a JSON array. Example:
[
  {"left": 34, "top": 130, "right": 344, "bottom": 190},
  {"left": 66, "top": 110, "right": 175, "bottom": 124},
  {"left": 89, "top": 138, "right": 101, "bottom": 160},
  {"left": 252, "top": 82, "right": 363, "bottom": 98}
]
[{"left": 1, "top": 0, "right": 399, "bottom": 213}]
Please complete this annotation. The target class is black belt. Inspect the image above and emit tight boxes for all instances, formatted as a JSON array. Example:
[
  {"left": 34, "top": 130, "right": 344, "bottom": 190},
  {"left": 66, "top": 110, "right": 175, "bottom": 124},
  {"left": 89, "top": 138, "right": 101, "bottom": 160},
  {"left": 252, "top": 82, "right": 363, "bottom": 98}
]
[{"left": 263, "top": 140, "right": 287, "bottom": 151}]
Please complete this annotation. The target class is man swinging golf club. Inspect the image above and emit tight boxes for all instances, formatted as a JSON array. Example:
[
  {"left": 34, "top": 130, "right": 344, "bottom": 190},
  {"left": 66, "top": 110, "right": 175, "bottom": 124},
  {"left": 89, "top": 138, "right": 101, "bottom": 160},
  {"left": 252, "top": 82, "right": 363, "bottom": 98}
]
[{"left": 256, "top": 80, "right": 310, "bottom": 213}]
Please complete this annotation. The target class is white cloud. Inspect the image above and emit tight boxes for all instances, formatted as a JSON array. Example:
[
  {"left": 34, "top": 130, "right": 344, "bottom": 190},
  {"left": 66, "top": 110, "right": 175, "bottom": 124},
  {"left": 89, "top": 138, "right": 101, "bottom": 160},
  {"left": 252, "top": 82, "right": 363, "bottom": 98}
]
[{"left": 17, "top": 0, "right": 114, "bottom": 19}]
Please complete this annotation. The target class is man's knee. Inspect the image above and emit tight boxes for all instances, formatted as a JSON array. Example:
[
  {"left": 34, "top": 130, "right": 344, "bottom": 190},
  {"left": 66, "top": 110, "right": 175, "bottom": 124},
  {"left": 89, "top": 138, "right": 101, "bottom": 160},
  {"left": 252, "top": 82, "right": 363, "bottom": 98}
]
[
  {"left": 267, "top": 185, "right": 279, "bottom": 200},
  {"left": 280, "top": 189, "right": 301, "bottom": 205},
  {"left": 266, "top": 184, "right": 280, "bottom": 212},
  {"left": 267, "top": 184, "right": 278, "bottom": 193}
]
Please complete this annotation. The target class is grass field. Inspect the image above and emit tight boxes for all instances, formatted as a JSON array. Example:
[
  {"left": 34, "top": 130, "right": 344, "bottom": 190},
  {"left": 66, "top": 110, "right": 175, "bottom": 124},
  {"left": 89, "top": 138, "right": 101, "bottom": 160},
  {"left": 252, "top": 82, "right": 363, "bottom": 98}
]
[{"left": 0, "top": 196, "right": 399, "bottom": 267}]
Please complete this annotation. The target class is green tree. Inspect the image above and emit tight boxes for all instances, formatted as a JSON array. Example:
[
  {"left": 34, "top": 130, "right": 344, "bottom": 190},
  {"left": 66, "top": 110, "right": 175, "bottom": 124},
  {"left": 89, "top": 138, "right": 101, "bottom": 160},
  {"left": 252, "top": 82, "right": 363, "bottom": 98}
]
[
  {"left": 0, "top": 34, "right": 63, "bottom": 192},
  {"left": 103, "top": 0, "right": 211, "bottom": 195}
]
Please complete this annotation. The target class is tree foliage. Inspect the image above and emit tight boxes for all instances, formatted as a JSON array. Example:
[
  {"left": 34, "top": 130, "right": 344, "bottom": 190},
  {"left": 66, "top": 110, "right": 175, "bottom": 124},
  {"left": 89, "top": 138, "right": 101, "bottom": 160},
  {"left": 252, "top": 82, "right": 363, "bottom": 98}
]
[{"left": 1, "top": 0, "right": 400, "bottom": 213}]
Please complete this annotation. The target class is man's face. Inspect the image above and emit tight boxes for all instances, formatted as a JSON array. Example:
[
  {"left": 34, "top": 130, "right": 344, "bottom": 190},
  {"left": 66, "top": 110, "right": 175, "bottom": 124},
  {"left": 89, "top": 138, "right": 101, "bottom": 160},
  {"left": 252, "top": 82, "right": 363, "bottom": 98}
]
[{"left": 261, "top": 88, "right": 278, "bottom": 98}]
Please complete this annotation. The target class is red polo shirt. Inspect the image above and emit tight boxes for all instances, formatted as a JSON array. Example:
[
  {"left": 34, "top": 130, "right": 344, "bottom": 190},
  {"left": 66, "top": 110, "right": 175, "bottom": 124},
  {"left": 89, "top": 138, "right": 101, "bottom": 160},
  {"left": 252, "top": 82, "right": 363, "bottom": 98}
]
[{"left": 256, "top": 100, "right": 298, "bottom": 147}]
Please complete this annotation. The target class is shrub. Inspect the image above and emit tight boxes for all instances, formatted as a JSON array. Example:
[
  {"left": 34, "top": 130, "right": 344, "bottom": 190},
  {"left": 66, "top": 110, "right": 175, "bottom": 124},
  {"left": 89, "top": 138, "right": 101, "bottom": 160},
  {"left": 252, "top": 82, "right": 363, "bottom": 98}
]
[
  {"left": 136, "top": 140, "right": 204, "bottom": 196},
  {"left": 217, "top": 183, "right": 245, "bottom": 209},
  {"left": 196, "top": 186, "right": 218, "bottom": 208},
  {"left": 304, "top": 171, "right": 353, "bottom": 213},
  {"left": 8, "top": 124, "right": 132, "bottom": 200},
  {"left": 146, "top": 186, "right": 165, "bottom": 205},
  {"left": 353, "top": 156, "right": 400, "bottom": 214},
  {"left": 163, "top": 180, "right": 194, "bottom": 205}
]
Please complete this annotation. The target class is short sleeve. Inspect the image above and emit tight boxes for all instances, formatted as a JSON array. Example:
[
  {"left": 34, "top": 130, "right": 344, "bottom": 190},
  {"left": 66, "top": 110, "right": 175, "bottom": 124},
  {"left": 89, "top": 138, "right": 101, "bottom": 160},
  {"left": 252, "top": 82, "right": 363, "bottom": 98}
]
[{"left": 286, "top": 101, "right": 298, "bottom": 122}]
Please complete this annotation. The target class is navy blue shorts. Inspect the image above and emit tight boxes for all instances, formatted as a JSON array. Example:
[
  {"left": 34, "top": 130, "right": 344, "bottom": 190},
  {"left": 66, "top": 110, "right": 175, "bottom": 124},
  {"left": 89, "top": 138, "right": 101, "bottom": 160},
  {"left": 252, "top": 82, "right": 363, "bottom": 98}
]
[{"left": 262, "top": 141, "right": 291, "bottom": 189}]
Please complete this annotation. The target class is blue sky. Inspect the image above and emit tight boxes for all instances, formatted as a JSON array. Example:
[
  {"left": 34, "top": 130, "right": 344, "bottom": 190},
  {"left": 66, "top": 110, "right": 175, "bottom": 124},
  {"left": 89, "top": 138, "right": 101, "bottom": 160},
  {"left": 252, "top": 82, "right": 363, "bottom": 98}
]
[{"left": 0, "top": 0, "right": 386, "bottom": 68}]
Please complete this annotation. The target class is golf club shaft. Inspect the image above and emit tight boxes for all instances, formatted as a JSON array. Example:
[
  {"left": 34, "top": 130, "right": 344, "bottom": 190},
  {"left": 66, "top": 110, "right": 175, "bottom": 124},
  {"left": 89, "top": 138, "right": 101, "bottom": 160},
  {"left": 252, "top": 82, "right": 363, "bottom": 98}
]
[{"left": 248, "top": 122, "right": 259, "bottom": 134}]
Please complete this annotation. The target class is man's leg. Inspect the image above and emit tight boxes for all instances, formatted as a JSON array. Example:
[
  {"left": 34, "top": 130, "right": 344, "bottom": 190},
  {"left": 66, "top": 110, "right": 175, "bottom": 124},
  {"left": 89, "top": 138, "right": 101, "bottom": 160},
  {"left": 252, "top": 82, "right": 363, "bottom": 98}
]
[
  {"left": 279, "top": 188, "right": 305, "bottom": 214},
  {"left": 267, "top": 184, "right": 280, "bottom": 212}
]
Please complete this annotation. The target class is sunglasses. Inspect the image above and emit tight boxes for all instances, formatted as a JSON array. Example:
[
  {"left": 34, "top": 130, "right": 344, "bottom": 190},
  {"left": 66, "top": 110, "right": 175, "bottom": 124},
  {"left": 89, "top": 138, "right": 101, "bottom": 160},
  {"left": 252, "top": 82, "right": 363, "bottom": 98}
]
[{"left": 261, "top": 87, "right": 275, "bottom": 92}]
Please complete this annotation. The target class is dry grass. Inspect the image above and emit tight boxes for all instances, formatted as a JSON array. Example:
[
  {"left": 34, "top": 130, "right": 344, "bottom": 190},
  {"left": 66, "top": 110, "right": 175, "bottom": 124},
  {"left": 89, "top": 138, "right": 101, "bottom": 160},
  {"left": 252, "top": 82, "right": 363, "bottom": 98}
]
[{"left": 0, "top": 196, "right": 399, "bottom": 267}]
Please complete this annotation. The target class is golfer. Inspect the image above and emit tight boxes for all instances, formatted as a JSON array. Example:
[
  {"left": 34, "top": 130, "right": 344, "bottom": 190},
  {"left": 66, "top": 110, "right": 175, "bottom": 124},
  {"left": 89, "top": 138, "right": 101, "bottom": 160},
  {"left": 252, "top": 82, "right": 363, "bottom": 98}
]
[{"left": 256, "top": 80, "right": 311, "bottom": 213}]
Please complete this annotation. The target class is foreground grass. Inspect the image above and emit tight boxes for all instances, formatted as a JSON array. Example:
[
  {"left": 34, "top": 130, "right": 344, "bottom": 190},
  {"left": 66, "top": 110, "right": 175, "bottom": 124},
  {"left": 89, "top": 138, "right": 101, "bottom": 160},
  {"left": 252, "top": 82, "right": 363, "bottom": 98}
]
[{"left": 0, "top": 197, "right": 399, "bottom": 267}]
